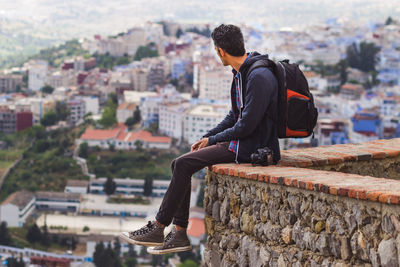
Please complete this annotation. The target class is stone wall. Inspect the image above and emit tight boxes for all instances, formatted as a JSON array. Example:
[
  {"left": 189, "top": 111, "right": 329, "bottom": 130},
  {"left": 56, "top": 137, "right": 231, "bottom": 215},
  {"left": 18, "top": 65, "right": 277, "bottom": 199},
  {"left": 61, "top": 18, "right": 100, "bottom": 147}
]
[{"left": 203, "top": 138, "right": 400, "bottom": 267}]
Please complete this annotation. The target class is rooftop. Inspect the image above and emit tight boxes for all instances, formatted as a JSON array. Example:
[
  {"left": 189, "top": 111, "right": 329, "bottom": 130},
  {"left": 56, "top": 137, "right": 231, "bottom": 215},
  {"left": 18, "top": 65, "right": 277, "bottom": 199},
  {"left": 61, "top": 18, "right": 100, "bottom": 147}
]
[
  {"left": 117, "top": 102, "right": 136, "bottom": 111},
  {"left": 36, "top": 191, "right": 81, "bottom": 201},
  {"left": 1, "top": 190, "right": 34, "bottom": 208},
  {"left": 341, "top": 83, "right": 364, "bottom": 91},
  {"left": 187, "top": 217, "right": 205, "bottom": 238},
  {"left": 66, "top": 180, "right": 89, "bottom": 187}
]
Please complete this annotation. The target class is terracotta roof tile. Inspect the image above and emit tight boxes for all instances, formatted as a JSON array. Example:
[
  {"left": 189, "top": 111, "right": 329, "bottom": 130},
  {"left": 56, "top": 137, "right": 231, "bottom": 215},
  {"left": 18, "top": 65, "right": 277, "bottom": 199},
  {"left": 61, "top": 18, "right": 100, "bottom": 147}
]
[
  {"left": 117, "top": 103, "right": 136, "bottom": 110},
  {"left": 341, "top": 83, "right": 363, "bottom": 91},
  {"left": 187, "top": 218, "right": 205, "bottom": 238},
  {"left": 80, "top": 128, "right": 121, "bottom": 140},
  {"left": 80, "top": 124, "right": 170, "bottom": 144}
]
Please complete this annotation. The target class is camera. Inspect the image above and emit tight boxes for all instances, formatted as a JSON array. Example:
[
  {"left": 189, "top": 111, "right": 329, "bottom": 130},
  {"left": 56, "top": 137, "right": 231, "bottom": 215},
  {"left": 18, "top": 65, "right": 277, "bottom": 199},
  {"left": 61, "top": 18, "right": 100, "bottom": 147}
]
[{"left": 250, "top": 147, "right": 275, "bottom": 166}]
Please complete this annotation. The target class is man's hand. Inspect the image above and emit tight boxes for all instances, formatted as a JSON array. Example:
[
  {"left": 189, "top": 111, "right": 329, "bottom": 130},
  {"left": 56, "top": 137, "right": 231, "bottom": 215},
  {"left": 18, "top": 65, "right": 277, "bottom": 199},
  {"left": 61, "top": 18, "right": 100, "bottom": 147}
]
[{"left": 191, "top": 138, "right": 209, "bottom": 152}]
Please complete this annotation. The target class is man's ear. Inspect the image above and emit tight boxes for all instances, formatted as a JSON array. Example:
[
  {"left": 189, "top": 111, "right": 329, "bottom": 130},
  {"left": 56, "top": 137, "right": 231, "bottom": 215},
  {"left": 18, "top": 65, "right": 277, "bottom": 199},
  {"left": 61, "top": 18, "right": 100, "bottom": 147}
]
[{"left": 217, "top": 47, "right": 225, "bottom": 57}]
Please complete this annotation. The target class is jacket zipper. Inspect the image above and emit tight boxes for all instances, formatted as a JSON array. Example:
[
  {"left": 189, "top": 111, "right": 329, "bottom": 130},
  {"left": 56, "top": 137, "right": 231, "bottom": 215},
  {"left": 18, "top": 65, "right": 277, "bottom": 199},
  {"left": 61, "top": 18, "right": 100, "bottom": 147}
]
[{"left": 235, "top": 72, "right": 244, "bottom": 164}]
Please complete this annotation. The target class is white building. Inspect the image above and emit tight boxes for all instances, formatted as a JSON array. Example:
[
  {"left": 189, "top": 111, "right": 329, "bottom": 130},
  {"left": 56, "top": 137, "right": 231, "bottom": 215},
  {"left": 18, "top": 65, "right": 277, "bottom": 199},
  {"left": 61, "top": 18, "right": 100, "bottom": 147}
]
[
  {"left": 117, "top": 103, "right": 137, "bottom": 123},
  {"left": 98, "top": 38, "right": 127, "bottom": 57},
  {"left": 65, "top": 180, "right": 89, "bottom": 194},
  {"left": 46, "top": 70, "right": 76, "bottom": 89},
  {"left": 76, "top": 95, "right": 100, "bottom": 115},
  {"left": 303, "top": 71, "right": 327, "bottom": 91},
  {"left": 159, "top": 101, "right": 191, "bottom": 140},
  {"left": 139, "top": 95, "right": 162, "bottom": 126},
  {"left": 339, "top": 83, "right": 364, "bottom": 100},
  {"left": 326, "top": 74, "right": 341, "bottom": 92},
  {"left": 184, "top": 104, "right": 229, "bottom": 144},
  {"left": 68, "top": 98, "right": 86, "bottom": 125},
  {"left": 27, "top": 60, "right": 48, "bottom": 91},
  {"left": 15, "top": 97, "right": 56, "bottom": 124},
  {"left": 198, "top": 64, "right": 232, "bottom": 100},
  {"left": 89, "top": 178, "right": 170, "bottom": 197},
  {"left": 380, "top": 98, "right": 397, "bottom": 116},
  {"left": 123, "top": 91, "right": 158, "bottom": 104},
  {"left": 78, "top": 123, "right": 171, "bottom": 150},
  {"left": 0, "top": 190, "right": 35, "bottom": 227},
  {"left": 35, "top": 191, "right": 81, "bottom": 213},
  {"left": 132, "top": 69, "right": 149, "bottom": 92}
]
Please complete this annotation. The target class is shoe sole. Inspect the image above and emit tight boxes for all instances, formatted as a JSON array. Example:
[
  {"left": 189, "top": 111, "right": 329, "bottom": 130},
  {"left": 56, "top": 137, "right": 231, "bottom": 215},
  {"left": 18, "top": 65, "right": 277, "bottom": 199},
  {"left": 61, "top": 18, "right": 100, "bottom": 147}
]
[
  {"left": 119, "top": 233, "right": 163, "bottom": 247},
  {"left": 147, "top": 245, "right": 192, "bottom": 255}
]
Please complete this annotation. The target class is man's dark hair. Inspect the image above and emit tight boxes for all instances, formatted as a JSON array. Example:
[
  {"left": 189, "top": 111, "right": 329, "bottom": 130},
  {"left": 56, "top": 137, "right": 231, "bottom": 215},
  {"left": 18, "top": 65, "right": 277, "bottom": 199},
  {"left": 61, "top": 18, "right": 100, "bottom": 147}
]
[{"left": 211, "top": 24, "right": 245, "bottom": 57}]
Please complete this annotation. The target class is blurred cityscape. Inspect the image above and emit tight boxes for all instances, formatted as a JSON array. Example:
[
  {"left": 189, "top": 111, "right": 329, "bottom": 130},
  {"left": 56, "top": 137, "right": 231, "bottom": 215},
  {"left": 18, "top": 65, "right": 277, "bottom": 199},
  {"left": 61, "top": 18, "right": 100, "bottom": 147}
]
[{"left": 0, "top": 10, "right": 399, "bottom": 267}]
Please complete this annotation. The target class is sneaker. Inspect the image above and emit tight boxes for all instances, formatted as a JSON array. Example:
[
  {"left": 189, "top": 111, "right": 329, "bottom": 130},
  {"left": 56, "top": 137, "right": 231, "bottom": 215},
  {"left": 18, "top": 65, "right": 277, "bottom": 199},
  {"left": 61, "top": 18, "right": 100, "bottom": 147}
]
[
  {"left": 147, "top": 228, "right": 192, "bottom": 254},
  {"left": 119, "top": 221, "right": 164, "bottom": 246}
]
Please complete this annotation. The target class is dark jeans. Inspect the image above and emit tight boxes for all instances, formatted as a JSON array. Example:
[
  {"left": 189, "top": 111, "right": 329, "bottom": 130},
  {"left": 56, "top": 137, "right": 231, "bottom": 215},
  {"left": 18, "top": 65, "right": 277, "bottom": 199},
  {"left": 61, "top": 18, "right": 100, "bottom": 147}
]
[{"left": 155, "top": 141, "right": 236, "bottom": 228}]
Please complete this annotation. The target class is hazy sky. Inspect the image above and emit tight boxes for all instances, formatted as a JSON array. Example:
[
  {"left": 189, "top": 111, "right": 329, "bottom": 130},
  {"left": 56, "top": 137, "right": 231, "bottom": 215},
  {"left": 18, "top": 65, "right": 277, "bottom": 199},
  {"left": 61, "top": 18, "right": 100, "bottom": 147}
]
[{"left": 0, "top": 0, "right": 399, "bottom": 38}]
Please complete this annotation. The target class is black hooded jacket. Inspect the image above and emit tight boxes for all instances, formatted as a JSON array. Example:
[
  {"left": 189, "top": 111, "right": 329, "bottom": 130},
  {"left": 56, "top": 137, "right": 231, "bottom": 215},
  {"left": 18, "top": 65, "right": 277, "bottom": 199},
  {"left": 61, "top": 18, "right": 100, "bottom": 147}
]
[{"left": 202, "top": 52, "right": 281, "bottom": 164}]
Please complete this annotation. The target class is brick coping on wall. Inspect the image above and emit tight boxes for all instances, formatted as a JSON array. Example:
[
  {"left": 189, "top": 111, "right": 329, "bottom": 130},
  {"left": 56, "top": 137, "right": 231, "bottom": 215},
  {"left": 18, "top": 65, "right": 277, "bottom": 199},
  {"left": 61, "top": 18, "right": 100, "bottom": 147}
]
[
  {"left": 210, "top": 138, "right": 400, "bottom": 205},
  {"left": 277, "top": 138, "right": 400, "bottom": 168}
]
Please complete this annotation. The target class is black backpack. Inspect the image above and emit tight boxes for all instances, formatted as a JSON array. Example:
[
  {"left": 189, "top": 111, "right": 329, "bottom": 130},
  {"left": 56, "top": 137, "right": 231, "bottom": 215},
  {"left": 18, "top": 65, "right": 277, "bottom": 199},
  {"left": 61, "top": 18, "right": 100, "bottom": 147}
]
[{"left": 248, "top": 59, "right": 318, "bottom": 139}]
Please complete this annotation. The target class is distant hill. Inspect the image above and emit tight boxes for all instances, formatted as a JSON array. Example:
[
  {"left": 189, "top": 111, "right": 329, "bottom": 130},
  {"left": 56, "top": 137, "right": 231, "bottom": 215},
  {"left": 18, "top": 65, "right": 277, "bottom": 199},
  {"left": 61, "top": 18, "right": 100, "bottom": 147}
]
[{"left": 0, "top": 0, "right": 399, "bottom": 68}]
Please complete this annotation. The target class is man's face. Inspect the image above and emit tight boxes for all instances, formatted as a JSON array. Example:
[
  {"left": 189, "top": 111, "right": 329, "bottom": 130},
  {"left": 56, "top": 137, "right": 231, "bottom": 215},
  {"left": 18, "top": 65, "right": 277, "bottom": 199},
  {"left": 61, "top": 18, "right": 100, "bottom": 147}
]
[{"left": 214, "top": 45, "right": 229, "bottom": 66}]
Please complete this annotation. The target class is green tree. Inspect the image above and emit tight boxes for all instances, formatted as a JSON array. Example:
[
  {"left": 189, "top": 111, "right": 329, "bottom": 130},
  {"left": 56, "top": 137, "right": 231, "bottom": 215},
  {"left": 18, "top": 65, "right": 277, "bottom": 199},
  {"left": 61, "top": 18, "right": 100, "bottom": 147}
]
[
  {"left": 127, "top": 243, "right": 137, "bottom": 257},
  {"left": 140, "top": 246, "right": 147, "bottom": 256},
  {"left": 186, "top": 27, "right": 211, "bottom": 37},
  {"left": 109, "top": 143, "right": 115, "bottom": 152},
  {"left": 55, "top": 101, "right": 69, "bottom": 121},
  {"left": 176, "top": 28, "right": 184, "bottom": 38},
  {"left": 134, "top": 140, "right": 143, "bottom": 151},
  {"left": 79, "top": 142, "right": 89, "bottom": 158},
  {"left": 93, "top": 242, "right": 105, "bottom": 267},
  {"left": 133, "top": 106, "right": 141, "bottom": 124},
  {"left": 26, "top": 224, "right": 42, "bottom": 243},
  {"left": 99, "top": 99, "right": 117, "bottom": 128},
  {"left": 336, "top": 59, "right": 348, "bottom": 85},
  {"left": 34, "top": 139, "right": 50, "bottom": 153},
  {"left": 125, "top": 117, "right": 135, "bottom": 128},
  {"left": 116, "top": 56, "right": 130, "bottom": 66},
  {"left": 6, "top": 256, "right": 25, "bottom": 267},
  {"left": 108, "top": 92, "right": 118, "bottom": 106},
  {"left": 145, "top": 122, "right": 158, "bottom": 135},
  {"left": 22, "top": 73, "right": 28, "bottom": 87},
  {"left": 125, "top": 257, "right": 137, "bottom": 267},
  {"left": 346, "top": 42, "right": 380, "bottom": 72},
  {"left": 93, "top": 242, "right": 122, "bottom": 267},
  {"left": 113, "top": 237, "right": 121, "bottom": 256},
  {"left": 178, "top": 259, "right": 198, "bottom": 267},
  {"left": 152, "top": 255, "right": 163, "bottom": 267},
  {"left": 41, "top": 85, "right": 54, "bottom": 94},
  {"left": 93, "top": 52, "right": 115, "bottom": 69},
  {"left": 385, "top": 16, "right": 394, "bottom": 25},
  {"left": 83, "top": 226, "right": 90, "bottom": 232},
  {"left": 0, "top": 221, "right": 11, "bottom": 245},
  {"left": 196, "top": 182, "right": 205, "bottom": 208},
  {"left": 40, "top": 110, "right": 58, "bottom": 126},
  {"left": 134, "top": 44, "right": 159, "bottom": 61},
  {"left": 178, "top": 250, "right": 197, "bottom": 263},
  {"left": 40, "top": 224, "right": 50, "bottom": 247},
  {"left": 103, "top": 177, "right": 116, "bottom": 195},
  {"left": 143, "top": 175, "right": 153, "bottom": 197}
]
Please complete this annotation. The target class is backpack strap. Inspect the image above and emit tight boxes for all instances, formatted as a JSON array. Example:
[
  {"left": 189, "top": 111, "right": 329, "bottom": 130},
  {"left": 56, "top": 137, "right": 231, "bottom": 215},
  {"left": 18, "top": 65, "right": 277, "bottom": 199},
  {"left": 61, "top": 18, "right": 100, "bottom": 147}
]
[{"left": 246, "top": 59, "right": 279, "bottom": 125}]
